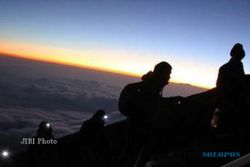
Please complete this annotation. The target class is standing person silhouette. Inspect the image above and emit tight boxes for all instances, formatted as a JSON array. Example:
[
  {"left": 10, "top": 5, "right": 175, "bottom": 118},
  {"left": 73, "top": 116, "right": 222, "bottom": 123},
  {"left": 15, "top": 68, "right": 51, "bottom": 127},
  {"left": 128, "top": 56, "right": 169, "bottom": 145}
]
[
  {"left": 214, "top": 43, "right": 246, "bottom": 148},
  {"left": 115, "top": 62, "right": 172, "bottom": 167}
]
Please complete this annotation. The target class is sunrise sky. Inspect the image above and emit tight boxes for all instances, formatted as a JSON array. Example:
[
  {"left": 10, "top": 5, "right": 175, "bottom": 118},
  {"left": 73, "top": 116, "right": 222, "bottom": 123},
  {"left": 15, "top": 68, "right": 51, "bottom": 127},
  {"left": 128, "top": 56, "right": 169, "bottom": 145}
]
[{"left": 0, "top": 0, "right": 250, "bottom": 88}]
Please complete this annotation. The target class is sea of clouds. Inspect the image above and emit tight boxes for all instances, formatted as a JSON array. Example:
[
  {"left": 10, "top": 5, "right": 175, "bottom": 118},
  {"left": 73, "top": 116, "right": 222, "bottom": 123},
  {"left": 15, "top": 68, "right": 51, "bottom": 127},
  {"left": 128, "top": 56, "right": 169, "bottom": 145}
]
[{"left": 0, "top": 55, "right": 206, "bottom": 151}]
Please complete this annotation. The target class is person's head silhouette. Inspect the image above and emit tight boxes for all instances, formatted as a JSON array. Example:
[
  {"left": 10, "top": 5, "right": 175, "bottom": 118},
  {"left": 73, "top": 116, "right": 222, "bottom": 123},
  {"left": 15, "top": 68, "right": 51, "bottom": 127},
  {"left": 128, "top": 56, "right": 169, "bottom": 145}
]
[
  {"left": 153, "top": 61, "right": 172, "bottom": 84},
  {"left": 142, "top": 61, "right": 172, "bottom": 92},
  {"left": 230, "top": 43, "right": 245, "bottom": 61},
  {"left": 91, "top": 109, "right": 106, "bottom": 125},
  {"left": 36, "top": 121, "right": 53, "bottom": 138}
]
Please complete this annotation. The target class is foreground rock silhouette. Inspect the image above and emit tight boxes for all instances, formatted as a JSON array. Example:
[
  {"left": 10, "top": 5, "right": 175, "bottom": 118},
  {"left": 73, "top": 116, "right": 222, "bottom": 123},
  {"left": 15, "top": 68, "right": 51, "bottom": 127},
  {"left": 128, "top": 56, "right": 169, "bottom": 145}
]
[{"left": 2, "top": 75, "right": 250, "bottom": 167}]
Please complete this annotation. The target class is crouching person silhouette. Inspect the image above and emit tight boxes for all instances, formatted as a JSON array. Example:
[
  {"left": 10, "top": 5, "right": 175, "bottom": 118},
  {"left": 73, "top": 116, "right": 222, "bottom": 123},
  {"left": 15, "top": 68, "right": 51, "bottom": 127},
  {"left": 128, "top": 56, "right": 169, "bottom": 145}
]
[
  {"left": 27, "top": 121, "right": 54, "bottom": 167},
  {"left": 79, "top": 109, "right": 110, "bottom": 167},
  {"left": 115, "top": 62, "right": 173, "bottom": 167}
]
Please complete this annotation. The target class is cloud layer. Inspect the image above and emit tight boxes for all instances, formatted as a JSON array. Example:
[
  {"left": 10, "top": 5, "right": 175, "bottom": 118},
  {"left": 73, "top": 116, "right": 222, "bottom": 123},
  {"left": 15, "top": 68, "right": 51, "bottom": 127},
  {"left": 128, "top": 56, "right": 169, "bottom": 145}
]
[{"left": 0, "top": 55, "right": 206, "bottom": 151}]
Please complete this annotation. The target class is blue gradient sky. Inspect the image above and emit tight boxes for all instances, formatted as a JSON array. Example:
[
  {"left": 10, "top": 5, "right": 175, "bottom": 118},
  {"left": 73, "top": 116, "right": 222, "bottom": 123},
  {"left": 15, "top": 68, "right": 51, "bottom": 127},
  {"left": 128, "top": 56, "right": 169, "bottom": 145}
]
[{"left": 0, "top": 0, "right": 249, "bottom": 88}]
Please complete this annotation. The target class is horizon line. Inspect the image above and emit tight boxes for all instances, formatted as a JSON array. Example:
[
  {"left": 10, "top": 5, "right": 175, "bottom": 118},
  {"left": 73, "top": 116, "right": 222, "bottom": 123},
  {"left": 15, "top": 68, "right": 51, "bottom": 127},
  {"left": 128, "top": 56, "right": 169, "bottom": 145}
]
[{"left": 0, "top": 52, "right": 210, "bottom": 89}]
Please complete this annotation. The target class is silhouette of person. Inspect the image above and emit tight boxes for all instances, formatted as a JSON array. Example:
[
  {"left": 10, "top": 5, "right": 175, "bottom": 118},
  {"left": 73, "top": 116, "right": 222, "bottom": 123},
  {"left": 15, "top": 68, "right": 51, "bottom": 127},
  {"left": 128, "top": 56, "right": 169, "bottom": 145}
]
[
  {"left": 79, "top": 109, "right": 110, "bottom": 167},
  {"left": 116, "top": 62, "right": 172, "bottom": 167},
  {"left": 79, "top": 109, "right": 106, "bottom": 136},
  {"left": 27, "top": 121, "right": 54, "bottom": 167},
  {"left": 214, "top": 43, "right": 246, "bottom": 147},
  {"left": 36, "top": 121, "right": 54, "bottom": 139}
]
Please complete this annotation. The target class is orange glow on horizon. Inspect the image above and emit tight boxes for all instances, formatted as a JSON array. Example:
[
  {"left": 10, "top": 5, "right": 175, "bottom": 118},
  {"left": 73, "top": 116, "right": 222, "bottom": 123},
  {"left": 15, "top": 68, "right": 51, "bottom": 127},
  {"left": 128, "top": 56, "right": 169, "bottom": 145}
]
[
  {"left": 0, "top": 40, "right": 214, "bottom": 89},
  {"left": 0, "top": 41, "right": 144, "bottom": 77},
  {"left": 1, "top": 52, "right": 211, "bottom": 89},
  {"left": 0, "top": 51, "right": 141, "bottom": 78}
]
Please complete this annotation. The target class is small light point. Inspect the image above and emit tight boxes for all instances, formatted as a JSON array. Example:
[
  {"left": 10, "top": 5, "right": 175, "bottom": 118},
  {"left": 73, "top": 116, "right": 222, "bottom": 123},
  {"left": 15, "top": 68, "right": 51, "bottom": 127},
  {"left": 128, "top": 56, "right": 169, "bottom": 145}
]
[
  {"left": 1, "top": 150, "right": 9, "bottom": 158},
  {"left": 103, "top": 115, "right": 108, "bottom": 120},
  {"left": 46, "top": 123, "right": 50, "bottom": 128}
]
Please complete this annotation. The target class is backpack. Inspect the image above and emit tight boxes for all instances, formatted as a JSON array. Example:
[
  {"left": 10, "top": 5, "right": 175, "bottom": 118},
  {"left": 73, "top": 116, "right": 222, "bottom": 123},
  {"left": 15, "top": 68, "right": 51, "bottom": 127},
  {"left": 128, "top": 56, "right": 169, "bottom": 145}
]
[{"left": 118, "top": 82, "right": 143, "bottom": 117}]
